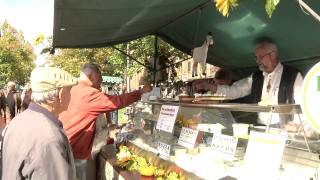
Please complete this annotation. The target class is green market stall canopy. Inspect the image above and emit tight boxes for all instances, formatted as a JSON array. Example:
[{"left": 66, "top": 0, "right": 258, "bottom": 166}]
[
  {"left": 102, "top": 76, "right": 123, "bottom": 84},
  {"left": 53, "top": 0, "right": 320, "bottom": 74}
]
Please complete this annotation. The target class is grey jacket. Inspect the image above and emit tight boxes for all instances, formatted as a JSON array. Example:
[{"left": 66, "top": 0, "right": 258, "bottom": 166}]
[{"left": 1, "top": 103, "right": 75, "bottom": 180}]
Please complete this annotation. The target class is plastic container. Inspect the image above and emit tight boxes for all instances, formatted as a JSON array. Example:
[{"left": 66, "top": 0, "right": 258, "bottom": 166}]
[{"left": 232, "top": 123, "right": 249, "bottom": 138}]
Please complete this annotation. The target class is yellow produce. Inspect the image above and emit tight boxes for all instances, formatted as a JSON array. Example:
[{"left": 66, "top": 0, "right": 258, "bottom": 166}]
[
  {"left": 116, "top": 145, "right": 131, "bottom": 160},
  {"left": 166, "top": 171, "right": 180, "bottom": 180},
  {"left": 140, "top": 165, "right": 156, "bottom": 176},
  {"left": 116, "top": 146, "right": 189, "bottom": 179},
  {"left": 155, "top": 168, "right": 166, "bottom": 177}
]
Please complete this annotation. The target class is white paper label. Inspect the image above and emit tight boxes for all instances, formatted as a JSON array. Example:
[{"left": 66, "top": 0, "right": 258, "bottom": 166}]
[
  {"left": 178, "top": 127, "right": 199, "bottom": 148},
  {"left": 242, "top": 131, "right": 287, "bottom": 179},
  {"left": 211, "top": 133, "right": 238, "bottom": 158},
  {"left": 156, "top": 105, "right": 179, "bottom": 133},
  {"left": 105, "top": 161, "right": 114, "bottom": 180},
  {"left": 157, "top": 142, "right": 171, "bottom": 160}
]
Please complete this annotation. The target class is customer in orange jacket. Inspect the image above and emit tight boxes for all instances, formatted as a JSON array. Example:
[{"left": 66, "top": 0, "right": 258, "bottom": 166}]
[{"left": 59, "top": 63, "right": 152, "bottom": 180}]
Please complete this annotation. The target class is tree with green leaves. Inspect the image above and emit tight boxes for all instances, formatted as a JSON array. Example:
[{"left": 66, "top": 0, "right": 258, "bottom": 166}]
[
  {"left": 49, "top": 36, "right": 188, "bottom": 84},
  {"left": 0, "top": 21, "right": 35, "bottom": 87}
]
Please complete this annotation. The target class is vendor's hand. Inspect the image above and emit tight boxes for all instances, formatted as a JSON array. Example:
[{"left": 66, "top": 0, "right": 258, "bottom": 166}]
[
  {"left": 192, "top": 80, "right": 217, "bottom": 93},
  {"left": 140, "top": 84, "right": 152, "bottom": 93},
  {"left": 285, "top": 122, "right": 300, "bottom": 132}
]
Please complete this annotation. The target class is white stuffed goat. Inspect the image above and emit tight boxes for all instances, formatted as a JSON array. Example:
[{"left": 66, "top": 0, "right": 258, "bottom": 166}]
[{"left": 192, "top": 32, "right": 214, "bottom": 77}]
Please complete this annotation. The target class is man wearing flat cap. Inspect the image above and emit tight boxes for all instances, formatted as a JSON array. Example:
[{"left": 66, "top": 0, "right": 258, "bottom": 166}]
[{"left": 1, "top": 67, "right": 77, "bottom": 180}]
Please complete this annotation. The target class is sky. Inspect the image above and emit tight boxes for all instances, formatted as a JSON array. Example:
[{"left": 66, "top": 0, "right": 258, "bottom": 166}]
[
  {"left": 0, "top": 0, "right": 53, "bottom": 43},
  {"left": 0, "top": 0, "right": 53, "bottom": 65}
]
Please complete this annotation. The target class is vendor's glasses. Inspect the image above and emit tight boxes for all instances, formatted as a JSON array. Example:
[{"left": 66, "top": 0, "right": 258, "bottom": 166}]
[{"left": 255, "top": 50, "right": 275, "bottom": 60}]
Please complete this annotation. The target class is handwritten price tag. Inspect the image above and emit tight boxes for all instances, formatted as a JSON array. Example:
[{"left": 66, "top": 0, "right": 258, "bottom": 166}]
[
  {"left": 211, "top": 133, "right": 238, "bottom": 157},
  {"left": 157, "top": 142, "right": 171, "bottom": 160},
  {"left": 156, "top": 105, "right": 179, "bottom": 133},
  {"left": 178, "top": 127, "right": 199, "bottom": 148}
]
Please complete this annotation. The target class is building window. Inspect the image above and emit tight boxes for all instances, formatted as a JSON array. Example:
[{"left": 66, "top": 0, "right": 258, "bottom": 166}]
[{"left": 188, "top": 62, "right": 191, "bottom": 73}]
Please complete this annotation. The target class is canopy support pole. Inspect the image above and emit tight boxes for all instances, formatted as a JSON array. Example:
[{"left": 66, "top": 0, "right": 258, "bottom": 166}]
[
  {"left": 298, "top": 0, "right": 320, "bottom": 22},
  {"left": 154, "top": 35, "right": 158, "bottom": 86},
  {"left": 126, "top": 43, "right": 131, "bottom": 92},
  {"left": 111, "top": 45, "right": 152, "bottom": 70},
  {"left": 156, "top": 56, "right": 192, "bottom": 72}
]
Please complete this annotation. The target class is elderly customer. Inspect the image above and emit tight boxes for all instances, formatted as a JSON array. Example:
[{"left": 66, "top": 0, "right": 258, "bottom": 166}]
[
  {"left": 193, "top": 38, "right": 303, "bottom": 126},
  {"left": 59, "top": 63, "right": 152, "bottom": 180},
  {"left": 1, "top": 67, "right": 77, "bottom": 180}
]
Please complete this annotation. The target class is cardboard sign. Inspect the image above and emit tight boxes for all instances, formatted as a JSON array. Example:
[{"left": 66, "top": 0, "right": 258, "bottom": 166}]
[
  {"left": 157, "top": 142, "right": 171, "bottom": 160},
  {"left": 178, "top": 127, "right": 199, "bottom": 148},
  {"left": 211, "top": 133, "right": 238, "bottom": 159},
  {"left": 156, "top": 105, "right": 179, "bottom": 133},
  {"left": 242, "top": 131, "right": 287, "bottom": 179}
]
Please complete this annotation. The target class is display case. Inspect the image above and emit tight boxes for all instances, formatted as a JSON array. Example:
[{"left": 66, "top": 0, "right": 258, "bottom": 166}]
[{"left": 99, "top": 100, "right": 320, "bottom": 180}]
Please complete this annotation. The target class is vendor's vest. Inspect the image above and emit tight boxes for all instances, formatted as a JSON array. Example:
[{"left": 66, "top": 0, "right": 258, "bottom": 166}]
[{"left": 250, "top": 65, "right": 299, "bottom": 104}]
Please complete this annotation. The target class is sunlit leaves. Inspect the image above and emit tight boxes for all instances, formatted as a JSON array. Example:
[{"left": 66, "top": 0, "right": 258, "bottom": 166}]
[
  {"left": 34, "top": 34, "right": 45, "bottom": 46},
  {"left": 214, "top": 0, "right": 281, "bottom": 18},
  {"left": 215, "top": 0, "right": 238, "bottom": 17},
  {"left": 265, "top": 0, "right": 280, "bottom": 18},
  {"left": 0, "top": 21, "right": 35, "bottom": 87}
]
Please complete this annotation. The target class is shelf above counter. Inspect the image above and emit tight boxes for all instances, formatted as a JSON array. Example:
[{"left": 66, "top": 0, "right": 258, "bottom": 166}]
[{"left": 141, "top": 101, "right": 302, "bottom": 114}]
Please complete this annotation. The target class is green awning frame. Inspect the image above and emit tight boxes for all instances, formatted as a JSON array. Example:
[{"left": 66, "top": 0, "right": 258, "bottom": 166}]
[{"left": 102, "top": 76, "right": 123, "bottom": 84}]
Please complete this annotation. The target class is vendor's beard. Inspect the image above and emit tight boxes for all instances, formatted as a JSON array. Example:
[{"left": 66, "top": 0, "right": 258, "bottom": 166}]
[{"left": 258, "top": 64, "right": 267, "bottom": 72}]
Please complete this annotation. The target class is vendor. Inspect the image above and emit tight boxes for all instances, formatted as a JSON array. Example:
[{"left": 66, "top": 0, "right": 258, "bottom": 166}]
[{"left": 193, "top": 37, "right": 303, "bottom": 126}]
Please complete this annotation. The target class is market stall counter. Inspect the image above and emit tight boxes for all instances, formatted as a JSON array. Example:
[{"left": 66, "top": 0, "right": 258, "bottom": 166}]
[{"left": 97, "top": 100, "right": 320, "bottom": 180}]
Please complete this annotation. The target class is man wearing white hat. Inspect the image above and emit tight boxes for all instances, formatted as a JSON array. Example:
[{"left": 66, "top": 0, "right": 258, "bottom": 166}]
[{"left": 1, "top": 67, "right": 77, "bottom": 180}]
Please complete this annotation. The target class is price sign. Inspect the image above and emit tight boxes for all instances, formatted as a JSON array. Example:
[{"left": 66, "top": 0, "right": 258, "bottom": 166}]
[
  {"left": 211, "top": 133, "right": 238, "bottom": 160},
  {"left": 242, "top": 131, "right": 287, "bottom": 179},
  {"left": 157, "top": 142, "right": 171, "bottom": 160},
  {"left": 156, "top": 105, "right": 179, "bottom": 133},
  {"left": 178, "top": 127, "right": 199, "bottom": 148}
]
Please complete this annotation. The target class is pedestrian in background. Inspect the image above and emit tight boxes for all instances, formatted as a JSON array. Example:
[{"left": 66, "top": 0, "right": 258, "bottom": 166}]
[
  {"left": 21, "top": 83, "right": 32, "bottom": 111},
  {"left": 6, "top": 81, "right": 21, "bottom": 122},
  {"left": 0, "top": 89, "right": 6, "bottom": 122}
]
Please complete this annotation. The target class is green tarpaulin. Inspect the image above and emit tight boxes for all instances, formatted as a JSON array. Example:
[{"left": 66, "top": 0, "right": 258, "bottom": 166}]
[{"left": 53, "top": 0, "right": 320, "bottom": 74}]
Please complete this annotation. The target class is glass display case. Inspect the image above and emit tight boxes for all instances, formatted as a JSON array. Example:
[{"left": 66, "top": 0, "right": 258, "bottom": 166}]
[{"left": 122, "top": 100, "right": 320, "bottom": 180}]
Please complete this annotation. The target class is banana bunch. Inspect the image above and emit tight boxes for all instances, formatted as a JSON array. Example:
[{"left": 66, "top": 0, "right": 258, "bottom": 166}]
[{"left": 215, "top": 0, "right": 238, "bottom": 17}]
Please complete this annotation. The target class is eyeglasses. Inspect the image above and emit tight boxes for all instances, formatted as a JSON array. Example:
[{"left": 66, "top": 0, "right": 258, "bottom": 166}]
[{"left": 255, "top": 50, "right": 275, "bottom": 60}]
